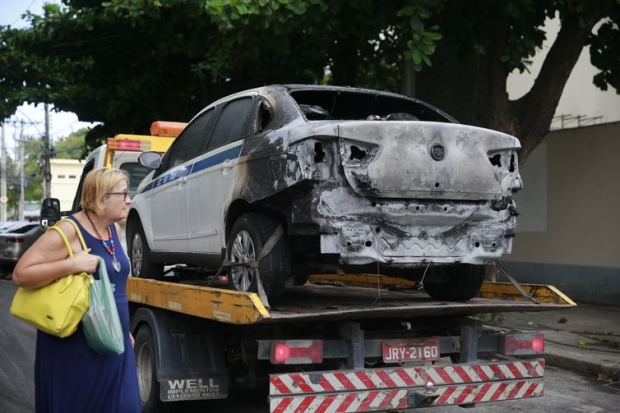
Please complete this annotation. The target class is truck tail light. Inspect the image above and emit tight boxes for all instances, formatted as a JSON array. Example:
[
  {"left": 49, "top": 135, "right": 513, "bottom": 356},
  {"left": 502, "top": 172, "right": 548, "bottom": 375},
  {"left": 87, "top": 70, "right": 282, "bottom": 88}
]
[
  {"left": 7, "top": 237, "right": 24, "bottom": 243},
  {"left": 271, "top": 340, "right": 323, "bottom": 365},
  {"left": 502, "top": 333, "right": 544, "bottom": 355},
  {"left": 107, "top": 138, "right": 151, "bottom": 151}
]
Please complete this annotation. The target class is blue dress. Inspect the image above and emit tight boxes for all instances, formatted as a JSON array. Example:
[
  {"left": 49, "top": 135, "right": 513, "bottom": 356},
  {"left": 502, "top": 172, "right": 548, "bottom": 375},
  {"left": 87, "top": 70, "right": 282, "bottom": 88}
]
[{"left": 34, "top": 217, "right": 141, "bottom": 413}]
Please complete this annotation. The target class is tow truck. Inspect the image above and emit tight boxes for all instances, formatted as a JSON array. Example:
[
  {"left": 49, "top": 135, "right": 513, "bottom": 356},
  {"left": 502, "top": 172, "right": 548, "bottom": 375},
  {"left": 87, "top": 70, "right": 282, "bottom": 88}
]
[
  {"left": 41, "top": 119, "right": 576, "bottom": 412},
  {"left": 124, "top": 269, "right": 574, "bottom": 412}
]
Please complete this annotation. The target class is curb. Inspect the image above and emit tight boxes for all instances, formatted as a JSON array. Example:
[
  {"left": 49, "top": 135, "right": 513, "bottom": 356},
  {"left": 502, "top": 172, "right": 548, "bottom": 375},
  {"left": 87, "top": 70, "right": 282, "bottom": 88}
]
[{"left": 544, "top": 342, "right": 620, "bottom": 381}]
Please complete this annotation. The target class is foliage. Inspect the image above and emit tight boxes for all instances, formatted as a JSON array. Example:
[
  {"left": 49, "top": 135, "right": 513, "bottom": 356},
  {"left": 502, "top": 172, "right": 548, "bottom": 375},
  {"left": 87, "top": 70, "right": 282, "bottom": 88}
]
[
  {"left": 1, "top": 0, "right": 619, "bottom": 165},
  {"left": 53, "top": 128, "right": 88, "bottom": 159}
]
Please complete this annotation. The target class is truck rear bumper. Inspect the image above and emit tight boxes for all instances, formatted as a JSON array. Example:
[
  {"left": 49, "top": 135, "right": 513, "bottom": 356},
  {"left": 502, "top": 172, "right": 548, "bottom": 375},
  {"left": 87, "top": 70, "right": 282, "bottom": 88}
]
[{"left": 269, "top": 358, "right": 544, "bottom": 412}]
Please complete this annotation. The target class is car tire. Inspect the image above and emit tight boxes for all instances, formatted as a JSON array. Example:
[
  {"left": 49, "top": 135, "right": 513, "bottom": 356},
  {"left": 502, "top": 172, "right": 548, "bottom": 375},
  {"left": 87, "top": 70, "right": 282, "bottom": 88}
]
[
  {"left": 227, "top": 212, "right": 290, "bottom": 305},
  {"left": 423, "top": 264, "right": 486, "bottom": 301},
  {"left": 135, "top": 325, "right": 163, "bottom": 413},
  {"left": 128, "top": 219, "right": 164, "bottom": 280}
]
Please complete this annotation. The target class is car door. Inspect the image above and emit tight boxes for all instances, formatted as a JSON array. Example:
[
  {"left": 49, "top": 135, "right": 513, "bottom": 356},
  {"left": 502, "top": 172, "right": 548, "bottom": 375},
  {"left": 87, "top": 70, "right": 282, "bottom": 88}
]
[
  {"left": 187, "top": 94, "right": 257, "bottom": 255},
  {"left": 148, "top": 110, "right": 214, "bottom": 252}
]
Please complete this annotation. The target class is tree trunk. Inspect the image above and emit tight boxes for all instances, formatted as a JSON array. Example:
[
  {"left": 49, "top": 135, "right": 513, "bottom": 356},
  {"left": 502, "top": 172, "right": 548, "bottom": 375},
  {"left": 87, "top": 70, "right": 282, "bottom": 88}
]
[
  {"left": 487, "top": 12, "right": 603, "bottom": 167},
  {"left": 331, "top": 37, "right": 360, "bottom": 86}
]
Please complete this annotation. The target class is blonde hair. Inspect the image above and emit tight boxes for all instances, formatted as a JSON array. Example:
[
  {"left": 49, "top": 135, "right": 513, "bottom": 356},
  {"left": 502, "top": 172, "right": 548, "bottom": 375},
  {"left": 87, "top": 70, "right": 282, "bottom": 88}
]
[{"left": 80, "top": 168, "right": 129, "bottom": 216}]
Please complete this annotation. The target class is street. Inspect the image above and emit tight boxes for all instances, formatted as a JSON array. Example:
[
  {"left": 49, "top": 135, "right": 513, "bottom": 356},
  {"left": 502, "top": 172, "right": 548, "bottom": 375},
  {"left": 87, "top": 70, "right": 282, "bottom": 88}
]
[{"left": 1, "top": 279, "right": 618, "bottom": 413}]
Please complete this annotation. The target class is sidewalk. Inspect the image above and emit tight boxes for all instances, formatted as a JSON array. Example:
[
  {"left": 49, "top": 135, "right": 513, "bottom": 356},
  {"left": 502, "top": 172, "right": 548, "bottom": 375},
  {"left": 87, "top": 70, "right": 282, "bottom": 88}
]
[{"left": 487, "top": 303, "right": 620, "bottom": 382}]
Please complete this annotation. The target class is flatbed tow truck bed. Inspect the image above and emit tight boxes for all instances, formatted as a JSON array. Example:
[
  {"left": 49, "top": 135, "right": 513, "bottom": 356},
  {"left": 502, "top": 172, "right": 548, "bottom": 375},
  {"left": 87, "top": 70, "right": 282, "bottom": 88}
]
[{"left": 127, "top": 276, "right": 575, "bottom": 325}]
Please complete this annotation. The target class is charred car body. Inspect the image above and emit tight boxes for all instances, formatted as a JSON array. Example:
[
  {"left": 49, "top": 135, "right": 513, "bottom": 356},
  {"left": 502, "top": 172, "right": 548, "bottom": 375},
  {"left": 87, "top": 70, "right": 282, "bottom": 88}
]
[{"left": 128, "top": 85, "right": 522, "bottom": 304}]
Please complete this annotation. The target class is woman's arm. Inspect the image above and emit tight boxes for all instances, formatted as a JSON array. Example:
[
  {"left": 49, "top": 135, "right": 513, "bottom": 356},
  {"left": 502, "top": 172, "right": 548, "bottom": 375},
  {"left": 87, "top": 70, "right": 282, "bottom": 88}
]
[{"left": 12, "top": 220, "right": 101, "bottom": 289}]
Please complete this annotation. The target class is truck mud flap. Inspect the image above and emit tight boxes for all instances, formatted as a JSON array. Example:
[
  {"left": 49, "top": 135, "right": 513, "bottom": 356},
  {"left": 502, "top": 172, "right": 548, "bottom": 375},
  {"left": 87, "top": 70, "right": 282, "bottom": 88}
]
[{"left": 269, "top": 359, "right": 544, "bottom": 412}]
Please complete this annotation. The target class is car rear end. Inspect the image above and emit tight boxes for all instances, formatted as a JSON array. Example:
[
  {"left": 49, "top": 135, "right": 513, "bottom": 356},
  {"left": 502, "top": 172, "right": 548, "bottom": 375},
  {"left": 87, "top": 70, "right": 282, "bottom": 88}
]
[
  {"left": 314, "top": 120, "right": 522, "bottom": 267},
  {"left": 0, "top": 222, "right": 43, "bottom": 269}
]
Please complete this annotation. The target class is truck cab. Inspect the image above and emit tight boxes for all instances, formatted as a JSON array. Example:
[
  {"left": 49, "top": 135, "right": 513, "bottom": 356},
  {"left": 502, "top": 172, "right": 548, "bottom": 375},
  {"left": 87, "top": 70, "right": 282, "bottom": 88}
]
[
  {"left": 40, "top": 121, "right": 185, "bottom": 238},
  {"left": 70, "top": 122, "right": 186, "bottom": 213}
]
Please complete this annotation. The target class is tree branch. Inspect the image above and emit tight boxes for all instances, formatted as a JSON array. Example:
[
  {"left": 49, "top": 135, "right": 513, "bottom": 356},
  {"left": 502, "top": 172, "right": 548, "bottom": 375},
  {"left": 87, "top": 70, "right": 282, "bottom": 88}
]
[{"left": 515, "top": 11, "right": 602, "bottom": 164}]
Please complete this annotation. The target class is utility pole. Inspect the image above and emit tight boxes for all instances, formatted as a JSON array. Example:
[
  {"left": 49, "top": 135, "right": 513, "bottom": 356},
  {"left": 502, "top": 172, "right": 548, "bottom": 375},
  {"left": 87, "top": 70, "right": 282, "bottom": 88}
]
[
  {"left": 0, "top": 122, "right": 6, "bottom": 221},
  {"left": 43, "top": 104, "right": 52, "bottom": 198},
  {"left": 18, "top": 121, "right": 25, "bottom": 221}
]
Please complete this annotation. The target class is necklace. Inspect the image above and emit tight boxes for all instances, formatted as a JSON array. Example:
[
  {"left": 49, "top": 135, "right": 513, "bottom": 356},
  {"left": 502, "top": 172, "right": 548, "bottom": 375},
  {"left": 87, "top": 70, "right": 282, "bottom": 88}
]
[{"left": 85, "top": 211, "right": 121, "bottom": 273}]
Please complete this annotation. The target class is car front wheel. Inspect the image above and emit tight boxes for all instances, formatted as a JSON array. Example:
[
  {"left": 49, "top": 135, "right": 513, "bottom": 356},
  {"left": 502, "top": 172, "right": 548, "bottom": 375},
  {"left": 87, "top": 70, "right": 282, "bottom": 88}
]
[
  {"left": 127, "top": 219, "right": 164, "bottom": 280},
  {"left": 227, "top": 212, "right": 289, "bottom": 305}
]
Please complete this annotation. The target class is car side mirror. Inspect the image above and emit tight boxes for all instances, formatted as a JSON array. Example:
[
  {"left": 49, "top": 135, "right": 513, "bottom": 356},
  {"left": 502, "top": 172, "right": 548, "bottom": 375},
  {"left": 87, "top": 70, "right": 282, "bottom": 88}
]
[
  {"left": 138, "top": 151, "right": 163, "bottom": 170},
  {"left": 40, "top": 198, "right": 61, "bottom": 230}
]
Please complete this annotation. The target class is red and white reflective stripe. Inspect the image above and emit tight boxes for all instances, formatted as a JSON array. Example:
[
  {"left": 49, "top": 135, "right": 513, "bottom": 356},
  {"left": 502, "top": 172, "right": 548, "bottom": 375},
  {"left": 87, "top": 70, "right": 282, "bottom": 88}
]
[
  {"left": 270, "top": 359, "right": 545, "bottom": 395},
  {"left": 270, "top": 389, "right": 408, "bottom": 413},
  {"left": 269, "top": 380, "right": 544, "bottom": 412},
  {"left": 433, "top": 379, "right": 544, "bottom": 405}
]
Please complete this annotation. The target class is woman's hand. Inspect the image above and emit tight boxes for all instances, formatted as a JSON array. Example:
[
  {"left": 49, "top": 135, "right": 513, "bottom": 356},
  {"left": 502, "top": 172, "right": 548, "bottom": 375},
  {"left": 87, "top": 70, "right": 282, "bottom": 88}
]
[{"left": 73, "top": 249, "right": 101, "bottom": 274}]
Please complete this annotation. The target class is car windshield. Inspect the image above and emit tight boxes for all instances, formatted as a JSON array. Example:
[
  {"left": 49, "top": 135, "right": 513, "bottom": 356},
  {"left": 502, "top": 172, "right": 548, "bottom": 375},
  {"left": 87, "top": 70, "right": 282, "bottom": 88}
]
[{"left": 290, "top": 89, "right": 455, "bottom": 123}]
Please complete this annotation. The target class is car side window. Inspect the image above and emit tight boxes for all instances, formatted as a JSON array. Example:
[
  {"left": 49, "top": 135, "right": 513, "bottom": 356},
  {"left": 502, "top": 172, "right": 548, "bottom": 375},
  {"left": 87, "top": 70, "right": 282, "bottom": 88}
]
[
  {"left": 167, "top": 108, "right": 214, "bottom": 169},
  {"left": 206, "top": 97, "right": 253, "bottom": 151}
]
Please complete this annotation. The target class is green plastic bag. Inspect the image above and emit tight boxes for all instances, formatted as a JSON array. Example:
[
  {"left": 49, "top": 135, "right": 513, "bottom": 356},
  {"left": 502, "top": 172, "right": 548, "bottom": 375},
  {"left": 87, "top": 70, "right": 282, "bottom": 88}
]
[{"left": 82, "top": 257, "right": 125, "bottom": 355}]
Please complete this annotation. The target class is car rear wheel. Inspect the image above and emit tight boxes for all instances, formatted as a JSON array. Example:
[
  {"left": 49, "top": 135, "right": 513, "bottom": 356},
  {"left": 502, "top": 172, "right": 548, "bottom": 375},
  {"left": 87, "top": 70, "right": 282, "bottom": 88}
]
[
  {"left": 227, "top": 212, "right": 289, "bottom": 305},
  {"left": 128, "top": 220, "right": 164, "bottom": 280},
  {"left": 423, "top": 264, "right": 486, "bottom": 301}
]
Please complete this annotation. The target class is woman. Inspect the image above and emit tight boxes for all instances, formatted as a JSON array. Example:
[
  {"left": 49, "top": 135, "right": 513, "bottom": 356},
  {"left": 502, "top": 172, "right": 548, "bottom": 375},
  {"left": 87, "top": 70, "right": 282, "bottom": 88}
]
[{"left": 13, "top": 168, "right": 141, "bottom": 413}]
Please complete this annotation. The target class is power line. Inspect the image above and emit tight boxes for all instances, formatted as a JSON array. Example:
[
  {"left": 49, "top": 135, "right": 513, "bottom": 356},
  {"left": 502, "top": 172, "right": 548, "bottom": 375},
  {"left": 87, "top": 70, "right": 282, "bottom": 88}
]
[{"left": 8, "top": 0, "right": 39, "bottom": 27}]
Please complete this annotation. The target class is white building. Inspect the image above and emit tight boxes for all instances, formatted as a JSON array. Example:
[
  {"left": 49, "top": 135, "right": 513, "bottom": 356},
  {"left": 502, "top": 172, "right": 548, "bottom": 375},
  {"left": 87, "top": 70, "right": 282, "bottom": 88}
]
[{"left": 50, "top": 159, "right": 83, "bottom": 211}]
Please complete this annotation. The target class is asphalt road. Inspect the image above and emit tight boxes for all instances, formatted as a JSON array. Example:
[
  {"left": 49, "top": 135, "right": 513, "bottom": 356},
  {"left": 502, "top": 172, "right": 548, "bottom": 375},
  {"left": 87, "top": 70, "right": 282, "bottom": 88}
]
[{"left": 1, "top": 279, "right": 618, "bottom": 413}]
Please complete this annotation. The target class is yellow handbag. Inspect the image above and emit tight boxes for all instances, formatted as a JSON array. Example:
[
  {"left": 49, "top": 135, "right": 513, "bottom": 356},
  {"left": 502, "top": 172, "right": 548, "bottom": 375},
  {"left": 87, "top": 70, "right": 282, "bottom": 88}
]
[{"left": 10, "top": 219, "right": 92, "bottom": 338}]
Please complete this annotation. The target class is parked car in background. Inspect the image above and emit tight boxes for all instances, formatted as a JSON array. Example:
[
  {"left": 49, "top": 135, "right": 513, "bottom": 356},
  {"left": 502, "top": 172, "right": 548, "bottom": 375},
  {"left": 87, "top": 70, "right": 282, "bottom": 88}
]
[
  {"left": 0, "top": 221, "right": 43, "bottom": 270},
  {"left": 23, "top": 201, "right": 42, "bottom": 222},
  {"left": 128, "top": 84, "right": 522, "bottom": 305}
]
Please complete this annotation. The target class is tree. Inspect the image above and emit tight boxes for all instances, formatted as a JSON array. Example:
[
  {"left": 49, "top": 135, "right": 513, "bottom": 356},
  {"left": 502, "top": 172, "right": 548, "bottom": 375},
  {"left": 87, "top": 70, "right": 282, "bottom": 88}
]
[
  {"left": 53, "top": 128, "right": 88, "bottom": 159},
  {"left": 419, "top": 0, "right": 620, "bottom": 164},
  {"left": 1, "top": 0, "right": 618, "bottom": 165}
]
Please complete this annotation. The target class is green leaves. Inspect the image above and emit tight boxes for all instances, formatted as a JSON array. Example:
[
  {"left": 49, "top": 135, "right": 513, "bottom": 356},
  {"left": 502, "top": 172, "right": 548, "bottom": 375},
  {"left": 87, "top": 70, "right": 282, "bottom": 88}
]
[{"left": 397, "top": 1, "right": 443, "bottom": 71}]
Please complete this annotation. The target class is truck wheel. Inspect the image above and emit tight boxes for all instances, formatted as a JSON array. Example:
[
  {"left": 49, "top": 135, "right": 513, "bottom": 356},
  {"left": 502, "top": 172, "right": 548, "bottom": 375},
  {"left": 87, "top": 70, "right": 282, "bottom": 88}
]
[
  {"left": 227, "top": 212, "right": 290, "bottom": 305},
  {"left": 135, "top": 325, "right": 163, "bottom": 413},
  {"left": 423, "top": 264, "right": 486, "bottom": 301},
  {"left": 128, "top": 220, "right": 164, "bottom": 280}
]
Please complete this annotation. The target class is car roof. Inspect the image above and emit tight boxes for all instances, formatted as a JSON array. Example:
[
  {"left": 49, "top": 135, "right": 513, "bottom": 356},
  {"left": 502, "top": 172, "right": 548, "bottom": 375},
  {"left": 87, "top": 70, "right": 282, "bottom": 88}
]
[{"left": 190, "top": 84, "right": 456, "bottom": 124}]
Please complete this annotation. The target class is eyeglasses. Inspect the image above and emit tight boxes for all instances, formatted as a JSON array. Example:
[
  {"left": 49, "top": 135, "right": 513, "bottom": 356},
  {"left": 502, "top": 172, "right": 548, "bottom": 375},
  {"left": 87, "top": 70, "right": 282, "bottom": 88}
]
[{"left": 106, "top": 191, "right": 130, "bottom": 201}]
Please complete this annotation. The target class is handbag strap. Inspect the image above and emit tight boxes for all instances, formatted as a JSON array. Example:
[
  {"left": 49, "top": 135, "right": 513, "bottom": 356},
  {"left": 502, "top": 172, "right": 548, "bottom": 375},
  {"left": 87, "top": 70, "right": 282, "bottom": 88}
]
[
  {"left": 61, "top": 219, "right": 88, "bottom": 253},
  {"left": 47, "top": 218, "right": 88, "bottom": 258}
]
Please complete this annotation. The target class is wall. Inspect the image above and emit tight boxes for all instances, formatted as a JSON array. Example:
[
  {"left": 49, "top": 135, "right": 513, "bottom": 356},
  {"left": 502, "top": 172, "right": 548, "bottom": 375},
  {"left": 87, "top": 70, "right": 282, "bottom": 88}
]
[
  {"left": 503, "top": 122, "right": 620, "bottom": 305},
  {"left": 50, "top": 159, "right": 83, "bottom": 211}
]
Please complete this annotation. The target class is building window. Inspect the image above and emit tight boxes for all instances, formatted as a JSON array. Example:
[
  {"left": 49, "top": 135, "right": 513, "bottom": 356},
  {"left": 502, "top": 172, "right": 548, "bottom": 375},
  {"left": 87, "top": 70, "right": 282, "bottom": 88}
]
[{"left": 58, "top": 174, "right": 66, "bottom": 179}]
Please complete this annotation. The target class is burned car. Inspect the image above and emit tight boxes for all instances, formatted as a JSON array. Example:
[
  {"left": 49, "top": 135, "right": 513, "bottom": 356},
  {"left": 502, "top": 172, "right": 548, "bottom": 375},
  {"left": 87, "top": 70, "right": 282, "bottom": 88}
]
[{"left": 127, "top": 85, "right": 522, "bottom": 304}]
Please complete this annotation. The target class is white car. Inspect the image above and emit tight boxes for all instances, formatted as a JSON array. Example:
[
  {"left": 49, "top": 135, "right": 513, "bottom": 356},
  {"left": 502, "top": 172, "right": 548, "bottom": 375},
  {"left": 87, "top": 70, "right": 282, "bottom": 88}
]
[{"left": 127, "top": 85, "right": 522, "bottom": 304}]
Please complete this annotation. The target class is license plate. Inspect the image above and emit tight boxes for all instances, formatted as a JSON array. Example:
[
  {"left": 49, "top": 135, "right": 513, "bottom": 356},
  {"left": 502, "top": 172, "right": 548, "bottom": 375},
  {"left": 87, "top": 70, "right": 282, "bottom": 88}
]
[{"left": 382, "top": 338, "right": 441, "bottom": 363}]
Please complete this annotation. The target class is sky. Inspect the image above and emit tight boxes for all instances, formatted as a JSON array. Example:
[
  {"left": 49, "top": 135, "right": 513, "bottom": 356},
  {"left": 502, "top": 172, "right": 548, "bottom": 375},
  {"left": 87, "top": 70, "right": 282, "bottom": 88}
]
[{"left": 1, "top": 0, "right": 97, "bottom": 150}]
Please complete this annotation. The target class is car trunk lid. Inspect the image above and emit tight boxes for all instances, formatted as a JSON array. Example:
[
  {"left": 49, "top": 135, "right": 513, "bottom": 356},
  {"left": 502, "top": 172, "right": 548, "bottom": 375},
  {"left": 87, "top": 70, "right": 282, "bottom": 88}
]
[{"left": 337, "top": 121, "right": 519, "bottom": 200}]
